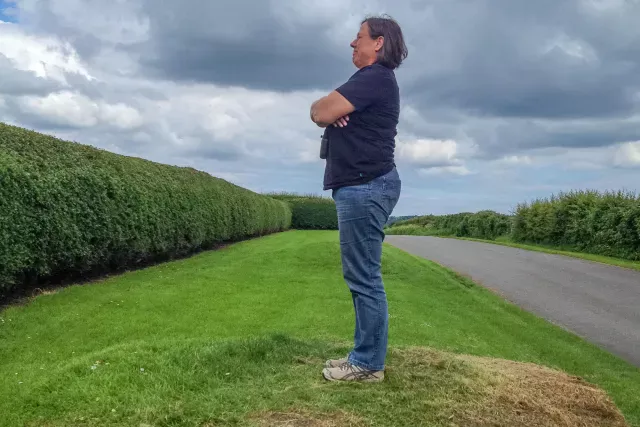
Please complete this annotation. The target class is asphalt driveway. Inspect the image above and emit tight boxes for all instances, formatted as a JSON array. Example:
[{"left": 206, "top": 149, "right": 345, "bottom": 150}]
[{"left": 385, "top": 235, "right": 640, "bottom": 367}]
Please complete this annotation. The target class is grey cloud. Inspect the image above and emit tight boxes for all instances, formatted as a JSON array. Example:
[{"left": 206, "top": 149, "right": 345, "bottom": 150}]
[
  {"left": 15, "top": 0, "right": 640, "bottom": 113},
  {"left": 399, "top": 107, "right": 640, "bottom": 161},
  {"left": 401, "top": 0, "right": 640, "bottom": 120},
  {"left": 486, "top": 119, "right": 640, "bottom": 154},
  {"left": 0, "top": 54, "right": 62, "bottom": 95},
  {"left": 172, "top": 129, "right": 246, "bottom": 162},
  {"left": 8, "top": 0, "right": 640, "bottom": 172},
  {"left": 16, "top": 0, "right": 356, "bottom": 91},
  {"left": 61, "top": 72, "right": 168, "bottom": 104},
  {"left": 134, "top": 0, "right": 353, "bottom": 91}
]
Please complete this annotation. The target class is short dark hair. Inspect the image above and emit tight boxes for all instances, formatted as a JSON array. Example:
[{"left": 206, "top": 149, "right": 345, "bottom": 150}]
[{"left": 362, "top": 14, "right": 408, "bottom": 70}]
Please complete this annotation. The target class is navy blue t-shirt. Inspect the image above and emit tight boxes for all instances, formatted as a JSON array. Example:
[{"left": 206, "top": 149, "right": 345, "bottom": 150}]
[{"left": 323, "top": 63, "right": 399, "bottom": 191}]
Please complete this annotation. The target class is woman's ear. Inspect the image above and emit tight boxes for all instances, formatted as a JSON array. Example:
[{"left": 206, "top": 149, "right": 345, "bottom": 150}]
[{"left": 375, "top": 36, "right": 385, "bottom": 52}]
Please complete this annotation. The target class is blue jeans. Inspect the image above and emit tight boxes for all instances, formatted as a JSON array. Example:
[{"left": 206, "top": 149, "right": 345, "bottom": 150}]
[{"left": 331, "top": 167, "right": 401, "bottom": 371}]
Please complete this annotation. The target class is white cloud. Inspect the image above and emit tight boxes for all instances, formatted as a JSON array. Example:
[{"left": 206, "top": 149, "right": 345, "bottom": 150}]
[
  {"left": 489, "top": 143, "right": 640, "bottom": 171},
  {"left": 581, "top": 0, "right": 628, "bottom": 12},
  {"left": 138, "top": 85, "right": 323, "bottom": 163},
  {"left": 0, "top": 21, "right": 93, "bottom": 84},
  {"left": 613, "top": 141, "right": 640, "bottom": 168},
  {"left": 99, "top": 102, "right": 145, "bottom": 130},
  {"left": 418, "top": 166, "right": 472, "bottom": 176},
  {"left": 497, "top": 155, "right": 533, "bottom": 165},
  {"left": 17, "top": 91, "right": 143, "bottom": 129},
  {"left": 396, "top": 138, "right": 463, "bottom": 168},
  {"left": 542, "top": 33, "right": 598, "bottom": 62},
  {"left": 18, "top": 91, "right": 99, "bottom": 127},
  {"left": 0, "top": 16, "right": 322, "bottom": 164}
]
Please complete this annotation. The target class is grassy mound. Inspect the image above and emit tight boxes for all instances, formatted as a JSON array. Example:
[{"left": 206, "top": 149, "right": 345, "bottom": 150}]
[
  {"left": 0, "top": 122, "right": 291, "bottom": 298},
  {"left": 1, "top": 231, "right": 638, "bottom": 426},
  {"left": 400, "top": 348, "right": 628, "bottom": 427},
  {"left": 6, "top": 335, "right": 628, "bottom": 426}
]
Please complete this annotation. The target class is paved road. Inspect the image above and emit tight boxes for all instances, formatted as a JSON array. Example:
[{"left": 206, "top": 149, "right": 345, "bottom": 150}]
[{"left": 385, "top": 235, "right": 640, "bottom": 367}]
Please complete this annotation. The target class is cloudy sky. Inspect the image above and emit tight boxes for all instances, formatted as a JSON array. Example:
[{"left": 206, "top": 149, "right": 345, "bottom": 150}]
[{"left": 1, "top": 0, "right": 639, "bottom": 216}]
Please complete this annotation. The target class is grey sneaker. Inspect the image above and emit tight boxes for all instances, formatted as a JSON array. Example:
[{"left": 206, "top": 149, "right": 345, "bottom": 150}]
[
  {"left": 322, "top": 361, "right": 384, "bottom": 383},
  {"left": 324, "top": 356, "right": 349, "bottom": 369}
]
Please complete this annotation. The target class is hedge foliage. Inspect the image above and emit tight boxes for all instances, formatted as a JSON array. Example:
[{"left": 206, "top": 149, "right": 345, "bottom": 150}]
[
  {"left": 512, "top": 190, "right": 640, "bottom": 260},
  {"left": 268, "top": 193, "right": 338, "bottom": 230},
  {"left": 387, "top": 211, "right": 512, "bottom": 240},
  {"left": 388, "top": 189, "right": 640, "bottom": 260},
  {"left": 0, "top": 123, "right": 292, "bottom": 296}
]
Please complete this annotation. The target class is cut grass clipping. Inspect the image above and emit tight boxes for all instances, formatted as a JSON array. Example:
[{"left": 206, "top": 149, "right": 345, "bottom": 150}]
[{"left": 2, "top": 231, "right": 639, "bottom": 426}]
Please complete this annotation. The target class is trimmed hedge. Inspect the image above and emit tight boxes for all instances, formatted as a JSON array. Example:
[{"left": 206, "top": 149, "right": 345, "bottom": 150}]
[
  {"left": 268, "top": 193, "right": 338, "bottom": 230},
  {"left": 388, "top": 190, "right": 640, "bottom": 260},
  {"left": 0, "top": 123, "right": 292, "bottom": 296},
  {"left": 512, "top": 190, "right": 640, "bottom": 260},
  {"left": 388, "top": 211, "right": 512, "bottom": 240}
]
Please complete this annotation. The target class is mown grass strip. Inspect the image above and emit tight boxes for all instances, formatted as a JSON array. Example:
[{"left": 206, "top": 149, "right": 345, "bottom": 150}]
[{"left": 1, "top": 231, "right": 638, "bottom": 426}]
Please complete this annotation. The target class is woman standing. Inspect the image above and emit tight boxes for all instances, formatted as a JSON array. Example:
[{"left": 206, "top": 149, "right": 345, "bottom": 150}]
[{"left": 310, "top": 15, "right": 408, "bottom": 382}]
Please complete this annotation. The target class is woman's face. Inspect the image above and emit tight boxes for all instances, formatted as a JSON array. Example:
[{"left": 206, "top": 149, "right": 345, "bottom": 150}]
[{"left": 350, "top": 22, "right": 382, "bottom": 69}]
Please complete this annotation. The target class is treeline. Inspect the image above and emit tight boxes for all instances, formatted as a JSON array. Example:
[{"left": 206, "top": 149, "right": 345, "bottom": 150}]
[
  {"left": 387, "top": 190, "right": 640, "bottom": 261},
  {"left": 386, "top": 215, "right": 418, "bottom": 226},
  {"left": 0, "top": 123, "right": 292, "bottom": 298},
  {"left": 387, "top": 211, "right": 511, "bottom": 240}
]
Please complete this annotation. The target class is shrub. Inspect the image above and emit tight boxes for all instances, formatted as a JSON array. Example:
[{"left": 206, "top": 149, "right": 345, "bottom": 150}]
[
  {"left": 390, "top": 214, "right": 437, "bottom": 228},
  {"left": 388, "top": 211, "right": 512, "bottom": 240},
  {"left": 0, "top": 123, "right": 292, "bottom": 297},
  {"left": 385, "top": 224, "right": 449, "bottom": 237},
  {"left": 512, "top": 190, "right": 640, "bottom": 260},
  {"left": 267, "top": 193, "right": 338, "bottom": 230}
]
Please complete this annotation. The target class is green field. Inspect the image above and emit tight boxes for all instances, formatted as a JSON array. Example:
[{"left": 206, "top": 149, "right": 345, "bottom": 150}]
[{"left": 1, "top": 231, "right": 638, "bottom": 426}]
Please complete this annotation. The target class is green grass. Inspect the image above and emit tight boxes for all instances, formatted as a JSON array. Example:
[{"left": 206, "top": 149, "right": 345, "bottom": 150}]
[
  {"left": 1, "top": 230, "right": 639, "bottom": 426},
  {"left": 386, "top": 224, "right": 640, "bottom": 271}
]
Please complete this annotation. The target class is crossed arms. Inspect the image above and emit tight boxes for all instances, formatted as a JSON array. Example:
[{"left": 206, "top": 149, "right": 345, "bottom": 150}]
[{"left": 310, "top": 91, "right": 355, "bottom": 128}]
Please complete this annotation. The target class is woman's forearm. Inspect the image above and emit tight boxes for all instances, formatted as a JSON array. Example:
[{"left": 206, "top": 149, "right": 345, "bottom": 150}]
[{"left": 310, "top": 98, "right": 330, "bottom": 127}]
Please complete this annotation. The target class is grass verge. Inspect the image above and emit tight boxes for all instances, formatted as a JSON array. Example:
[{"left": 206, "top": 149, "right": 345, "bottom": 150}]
[{"left": 1, "top": 230, "right": 639, "bottom": 426}]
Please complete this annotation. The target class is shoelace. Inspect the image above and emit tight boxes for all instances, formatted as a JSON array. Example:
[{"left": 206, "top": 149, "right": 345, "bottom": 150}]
[{"left": 337, "top": 361, "right": 380, "bottom": 380}]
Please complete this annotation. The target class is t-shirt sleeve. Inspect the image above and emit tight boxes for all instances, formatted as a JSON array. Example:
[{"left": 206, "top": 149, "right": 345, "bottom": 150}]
[{"left": 335, "top": 67, "right": 386, "bottom": 112}]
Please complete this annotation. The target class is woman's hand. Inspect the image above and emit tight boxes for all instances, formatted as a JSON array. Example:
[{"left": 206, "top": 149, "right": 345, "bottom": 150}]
[
  {"left": 332, "top": 115, "right": 349, "bottom": 128},
  {"left": 310, "top": 91, "right": 355, "bottom": 127}
]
